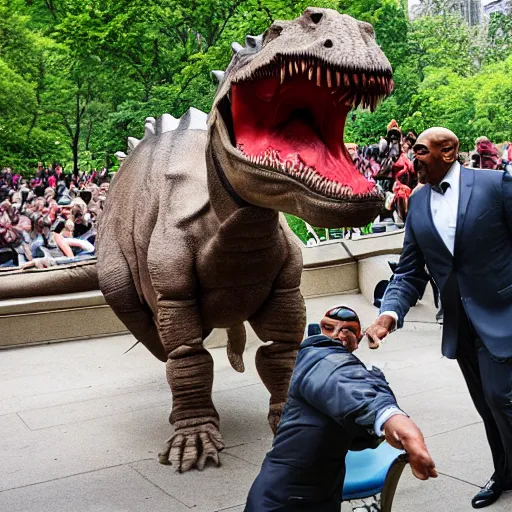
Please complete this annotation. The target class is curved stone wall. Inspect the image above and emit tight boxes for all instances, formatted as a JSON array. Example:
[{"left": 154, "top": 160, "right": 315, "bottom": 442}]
[
  {"left": 300, "top": 229, "right": 404, "bottom": 298},
  {"left": 0, "top": 230, "right": 406, "bottom": 348}
]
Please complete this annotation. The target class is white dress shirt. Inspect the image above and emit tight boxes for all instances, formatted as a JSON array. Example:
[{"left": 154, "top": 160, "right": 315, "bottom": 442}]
[
  {"left": 430, "top": 161, "right": 460, "bottom": 255},
  {"left": 379, "top": 161, "right": 461, "bottom": 326},
  {"left": 374, "top": 406, "right": 408, "bottom": 436}
]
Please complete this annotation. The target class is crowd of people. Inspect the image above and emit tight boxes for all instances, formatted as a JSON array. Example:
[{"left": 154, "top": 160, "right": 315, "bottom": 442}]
[
  {"left": 349, "top": 121, "right": 512, "bottom": 225},
  {"left": 0, "top": 163, "right": 111, "bottom": 269},
  {"left": 1, "top": 130, "right": 510, "bottom": 268}
]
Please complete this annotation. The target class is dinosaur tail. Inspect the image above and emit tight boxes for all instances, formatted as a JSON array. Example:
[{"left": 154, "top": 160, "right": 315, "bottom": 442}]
[{"left": 226, "top": 324, "right": 246, "bottom": 373}]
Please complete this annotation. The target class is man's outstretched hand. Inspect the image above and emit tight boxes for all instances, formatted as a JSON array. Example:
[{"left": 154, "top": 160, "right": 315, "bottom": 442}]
[
  {"left": 365, "top": 315, "right": 395, "bottom": 350},
  {"left": 383, "top": 415, "right": 438, "bottom": 481}
]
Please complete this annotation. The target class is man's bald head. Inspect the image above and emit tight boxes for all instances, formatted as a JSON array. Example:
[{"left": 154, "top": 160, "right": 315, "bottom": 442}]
[
  {"left": 413, "top": 127, "right": 460, "bottom": 185},
  {"left": 416, "top": 127, "right": 459, "bottom": 147}
]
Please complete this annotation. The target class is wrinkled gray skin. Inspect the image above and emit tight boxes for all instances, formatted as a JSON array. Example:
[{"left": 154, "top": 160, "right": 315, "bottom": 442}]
[{"left": 97, "top": 7, "right": 393, "bottom": 473}]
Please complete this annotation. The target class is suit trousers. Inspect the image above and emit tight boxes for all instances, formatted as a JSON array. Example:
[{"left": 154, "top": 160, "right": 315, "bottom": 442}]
[{"left": 456, "top": 327, "right": 512, "bottom": 486}]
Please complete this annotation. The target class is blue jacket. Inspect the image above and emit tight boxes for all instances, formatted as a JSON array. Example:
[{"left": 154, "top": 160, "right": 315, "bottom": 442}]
[
  {"left": 245, "top": 335, "right": 398, "bottom": 511},
  {"left": 381, "top": 168, "right": 512, "bottom": 359}
]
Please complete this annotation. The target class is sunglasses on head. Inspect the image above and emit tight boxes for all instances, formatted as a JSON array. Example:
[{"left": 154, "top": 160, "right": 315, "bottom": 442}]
[{"left": 325, "top": 306, "right": 360, "bottom": 323}]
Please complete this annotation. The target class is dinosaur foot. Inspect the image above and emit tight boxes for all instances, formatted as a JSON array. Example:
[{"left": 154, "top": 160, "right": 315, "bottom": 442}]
[
  {"left": 350, "top": 493, "right": 381, "bottom": 511},
  {"left": 158, "top": 418, "right": 225, "bottom": 472},
  {"left": 268, "top": 402, "right": 285, "bottom": 434}
]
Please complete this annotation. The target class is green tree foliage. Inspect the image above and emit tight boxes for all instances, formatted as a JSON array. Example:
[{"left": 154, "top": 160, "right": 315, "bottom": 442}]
[
  {"left": 1, "top": 0, "right": 512, "bottom": 170},
  {"left": 346, "top": 7, "right": 512, "bottom": 151}
]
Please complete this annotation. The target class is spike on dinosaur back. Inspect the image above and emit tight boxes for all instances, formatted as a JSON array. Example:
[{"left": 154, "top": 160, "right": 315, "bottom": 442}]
[
  {"left": 179, "top": 107, "right": 208, "bottom": 131},
  {"left": 144, "top": 117, "right": 156, "bottom": 138},
  {"left": 245, "top": 35, "right": 262, "bottom": 50},
  {"left": 114, "top": 151, "right": 127, "bottom": 162},
  {"left": 212, "top": 70, "right": 225, "bottom": 83},
  {"left": 124, "top": 109, "right": 206, "bottom": 154},
  {"left": 232, "top": 42, "right": 243, "bottom": 54},
  {"left": 127, "top": 137, "right": 141, "bottom": 151}
]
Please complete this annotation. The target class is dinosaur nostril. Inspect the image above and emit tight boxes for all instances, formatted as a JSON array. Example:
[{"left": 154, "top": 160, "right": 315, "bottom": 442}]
[
  {"left": 324, "top": 39, "right": 333, "bottom": 48},
  {"left": 310, "top": 12, "right": 323, "bottom": 23}
]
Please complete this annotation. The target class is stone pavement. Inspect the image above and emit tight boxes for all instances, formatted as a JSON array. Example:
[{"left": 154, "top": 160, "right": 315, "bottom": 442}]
[{"left": 1, "top": 293, "right": 511, "bottom": 512}]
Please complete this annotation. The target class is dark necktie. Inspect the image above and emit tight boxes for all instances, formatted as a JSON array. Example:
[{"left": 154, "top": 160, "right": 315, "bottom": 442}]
[{"left": 432, "top": 182, "right": 450, "bottom": 195}]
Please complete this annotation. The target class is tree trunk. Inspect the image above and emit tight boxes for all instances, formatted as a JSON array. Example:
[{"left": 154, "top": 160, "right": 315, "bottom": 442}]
[
  {"left": 85, "top": 118, "right": 93, "bottom": 151},
  {"left": 27, "top": 55, "right": 45, "bottom": 137},
  {"left": 73, "top": 135, "right": 79, "bottom": 177},
  {"left": 73, "top": 93, "right": 81, "bottom": 177}
]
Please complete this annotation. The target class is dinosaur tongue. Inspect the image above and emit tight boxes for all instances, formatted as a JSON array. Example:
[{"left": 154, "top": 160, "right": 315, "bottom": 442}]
[{"left": 231, "top": 76, "right": 373, "bottom": 195}]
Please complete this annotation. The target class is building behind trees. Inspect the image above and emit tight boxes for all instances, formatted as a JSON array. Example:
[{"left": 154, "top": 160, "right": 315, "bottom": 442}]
[{"left": 410, "top": 0, "right": 485, "bottom": 25}]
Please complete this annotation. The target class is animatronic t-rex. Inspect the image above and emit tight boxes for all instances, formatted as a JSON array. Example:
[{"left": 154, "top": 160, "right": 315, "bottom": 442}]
[{"left": 97, "top": 7, "right": 394, "bottom": 473}]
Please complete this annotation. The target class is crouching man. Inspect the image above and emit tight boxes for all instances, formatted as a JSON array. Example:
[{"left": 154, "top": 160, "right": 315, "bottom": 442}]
[{"left": 246, "top": 305, "right": 437, "bottom": 511}]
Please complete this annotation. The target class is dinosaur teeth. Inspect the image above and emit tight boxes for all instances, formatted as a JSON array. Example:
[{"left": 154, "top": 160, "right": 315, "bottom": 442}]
[
  {"left": 308, "top": 66, "right": 314, "bottom": 80},
  {"left": 316, "top": 65, "right": 321, "bottom": 87},
  {"left": 301, "top": 60, "right": 306, "bottom": 73},
  {"left": 244, "top": 146, "right": 374, "bottom": 199},
  {"left": 326, "top": 67, "right": 332, "bottom": 88},
  {"left": 280, "top": 63, "right": 286, "bottom": 84},
  {"left": 336, "top": 71, "right": 341, "bottom": 87},
  {"left": 288, "top": 61, "right": 293, "bottom": 76}
]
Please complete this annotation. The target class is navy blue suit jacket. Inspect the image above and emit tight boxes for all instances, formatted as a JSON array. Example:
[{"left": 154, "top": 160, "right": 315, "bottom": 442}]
[{"left": 380, "top": 167, "right": 512, "bottom": 360}]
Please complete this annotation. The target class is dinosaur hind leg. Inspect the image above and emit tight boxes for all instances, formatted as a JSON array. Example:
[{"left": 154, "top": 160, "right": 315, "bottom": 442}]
[
  {"left": 146, "top": 229, "right": 223, "bottom": 472},
  {"left": 97, "top": 242, "right": 166, "bottom": 362},
  {"left": 155, "top": 300, "right": 224, "bottom": 472},
  {"left": 249, "top": 286, "right": 306, "bottom": 433}
]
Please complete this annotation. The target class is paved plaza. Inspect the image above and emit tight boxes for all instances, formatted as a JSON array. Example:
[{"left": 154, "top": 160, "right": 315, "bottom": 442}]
[{"left": 1, "top": 293, "right": 511, "bottom": 511}]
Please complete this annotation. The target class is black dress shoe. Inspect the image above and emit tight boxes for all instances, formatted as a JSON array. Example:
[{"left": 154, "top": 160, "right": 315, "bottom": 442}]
[{"left": 472, "top": 478, "right": 502, "bottom": 509}]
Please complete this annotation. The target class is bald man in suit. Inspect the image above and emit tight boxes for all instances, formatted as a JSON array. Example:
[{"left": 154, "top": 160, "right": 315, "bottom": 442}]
[{"left": 366, "top": 127, "right": 512, "bottom": 509}]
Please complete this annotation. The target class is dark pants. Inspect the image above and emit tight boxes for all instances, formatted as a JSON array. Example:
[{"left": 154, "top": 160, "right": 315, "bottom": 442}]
[{"left": 457, "top": 329, "right": 512, "bottom": 486}]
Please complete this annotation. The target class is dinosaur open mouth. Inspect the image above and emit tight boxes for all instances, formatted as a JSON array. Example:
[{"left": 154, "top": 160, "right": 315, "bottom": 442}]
[{"left": 230, "top": 56, "right": 393, "bottom": 198}]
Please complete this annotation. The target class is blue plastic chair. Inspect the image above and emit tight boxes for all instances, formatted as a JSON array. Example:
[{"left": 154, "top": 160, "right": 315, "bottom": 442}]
[
  {"left": 307, "top": 323, "right": 322, "bottom": 336},
  {"left": 342, "top": 442, "right": 409, "bottom": 511}
]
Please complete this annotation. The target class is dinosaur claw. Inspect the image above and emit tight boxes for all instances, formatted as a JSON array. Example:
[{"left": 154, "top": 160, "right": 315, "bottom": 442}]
[
  {"left": 197, "top": 431, "right": 222, "bottom": 470},
  {"left": 158, "top": 422, "right": 225, "bottom": 472}
]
